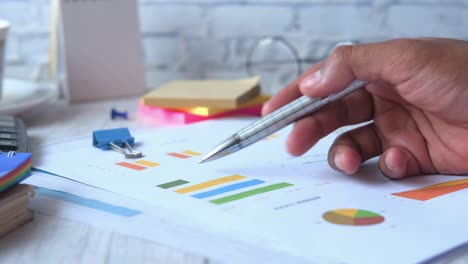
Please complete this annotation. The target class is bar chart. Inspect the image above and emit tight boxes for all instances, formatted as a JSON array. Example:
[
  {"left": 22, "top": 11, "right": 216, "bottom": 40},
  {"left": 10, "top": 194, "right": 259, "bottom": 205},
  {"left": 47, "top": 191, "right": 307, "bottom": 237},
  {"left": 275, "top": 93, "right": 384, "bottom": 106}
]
[
  {"left": 156, "top": 175, "right": 293, "bottom": 205},
  {"left": 392, "top": 179, "right": 468, "bottom": 201}
]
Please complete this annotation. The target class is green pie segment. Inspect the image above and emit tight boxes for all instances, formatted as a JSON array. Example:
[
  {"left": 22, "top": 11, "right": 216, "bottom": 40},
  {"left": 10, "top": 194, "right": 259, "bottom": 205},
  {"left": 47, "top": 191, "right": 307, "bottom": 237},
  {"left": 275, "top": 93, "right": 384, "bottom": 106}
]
[{"left": 323, "top": 209, "right": 384, "bottom": 226}]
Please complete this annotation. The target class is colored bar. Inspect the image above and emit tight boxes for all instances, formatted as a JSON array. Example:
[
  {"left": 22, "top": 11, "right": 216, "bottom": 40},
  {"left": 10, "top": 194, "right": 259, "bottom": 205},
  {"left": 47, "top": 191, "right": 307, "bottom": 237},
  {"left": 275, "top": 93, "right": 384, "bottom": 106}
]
[
  {"left": 210, "top": 182, "right": 293, "bottom": 205},
  {"left": 116, "top": 162, "right": 147, "bottom": 171},
  {"left": 167, "top": 152, "right": 191, "bottom": 159},
  {"left": 157, "top": 179, "right": 189, "bottom": 189},
  {"left": 36, "top": 187, "right": 142, "bottom": 217},
  {"left": 192, "top": 179, "right": 265, "bottom": 199},
  {"left": 135, "top": 160, "right": 160, "bottom": 167},
  {"left": 175, "top": 175, "right": 245, "bottom": 194},
  {"left": 392, "top": 179, "right": 468, "bottom": 201},
  {"left": 182, "top": 150, "right": 202, "bottom": 156}
]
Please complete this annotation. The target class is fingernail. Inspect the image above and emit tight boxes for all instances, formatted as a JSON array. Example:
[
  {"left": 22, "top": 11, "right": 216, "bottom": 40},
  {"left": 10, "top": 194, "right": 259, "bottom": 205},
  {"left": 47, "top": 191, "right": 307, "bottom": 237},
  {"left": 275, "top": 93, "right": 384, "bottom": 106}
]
[
  {"left": 334, "top": 151, "right": 343, "bottom": 172},
  {"left": 385, "top": 155, "right": 394, "bottom": 172},
  {"left": 261, "top": 100, "right": 270, "bottom": 116},
  {"left": 300, "top": 70, "right": 322, "bottom": 90}
]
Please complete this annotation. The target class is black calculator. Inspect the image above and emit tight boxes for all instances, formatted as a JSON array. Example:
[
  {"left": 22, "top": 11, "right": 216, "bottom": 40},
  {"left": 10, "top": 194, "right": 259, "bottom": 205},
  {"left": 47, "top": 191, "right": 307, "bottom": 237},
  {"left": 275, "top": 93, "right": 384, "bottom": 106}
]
[{"left": 0, "top": 115, "right": 28, "bottom": 152}]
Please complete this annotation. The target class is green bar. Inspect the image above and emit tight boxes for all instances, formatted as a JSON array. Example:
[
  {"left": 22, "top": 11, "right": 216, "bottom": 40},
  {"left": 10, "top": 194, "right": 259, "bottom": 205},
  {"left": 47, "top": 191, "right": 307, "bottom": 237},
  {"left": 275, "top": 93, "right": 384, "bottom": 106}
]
[
  {"left": 210, "top": 182, "right": 293, "bottom": 205},
  {"left": 157, "top": 179, "right": 189, "bottom": 189}
]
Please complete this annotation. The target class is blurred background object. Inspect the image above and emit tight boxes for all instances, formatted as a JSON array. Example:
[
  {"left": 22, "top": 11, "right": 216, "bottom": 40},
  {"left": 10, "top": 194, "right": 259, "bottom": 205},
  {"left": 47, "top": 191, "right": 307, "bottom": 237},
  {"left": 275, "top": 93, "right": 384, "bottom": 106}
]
[
  {"left": 0, "top": 0, "right": 467, "bottom": 96},
  {"left": 246, "top": 36, "right": 355, "bottom": 94},
  {"left": 0, "top": 19, "right": 9, "bottom": 100}
]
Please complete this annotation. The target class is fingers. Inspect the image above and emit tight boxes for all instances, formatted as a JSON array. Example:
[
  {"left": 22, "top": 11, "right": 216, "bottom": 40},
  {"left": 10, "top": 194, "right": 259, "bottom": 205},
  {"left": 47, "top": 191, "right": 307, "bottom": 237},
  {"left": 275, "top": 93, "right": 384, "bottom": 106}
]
[
  {"left": 378, "top": 147, "right": 420, "bottom": 179},
  {"left": 328, "top": 123, "right": 425, "bottom": 178},
  {"left": 286, "top": 89, "right": 373, "bottom": 156},
  {"left": 328, "top": 123, "right": 382, "bottom": 175},
  {"left": 298, "top": 39, "right": 432, "bottom": 98},
  {"left": 262, "top": 63, "right": 322, "bottom": 116}
]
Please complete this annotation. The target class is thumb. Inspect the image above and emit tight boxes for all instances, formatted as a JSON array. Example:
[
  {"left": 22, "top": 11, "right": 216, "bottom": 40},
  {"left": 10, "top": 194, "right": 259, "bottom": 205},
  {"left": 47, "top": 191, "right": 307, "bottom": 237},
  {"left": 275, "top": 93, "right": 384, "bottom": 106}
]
[{"left": 299, "top": 39, "right": 422, "bottom": 97}]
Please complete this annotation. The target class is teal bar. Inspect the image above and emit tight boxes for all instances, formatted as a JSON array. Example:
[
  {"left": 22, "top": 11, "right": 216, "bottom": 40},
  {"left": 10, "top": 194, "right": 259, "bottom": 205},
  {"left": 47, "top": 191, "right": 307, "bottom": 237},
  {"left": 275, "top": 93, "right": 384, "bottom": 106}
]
[{"left": 36, "top": 187, "right": 141, "bottom": 217}]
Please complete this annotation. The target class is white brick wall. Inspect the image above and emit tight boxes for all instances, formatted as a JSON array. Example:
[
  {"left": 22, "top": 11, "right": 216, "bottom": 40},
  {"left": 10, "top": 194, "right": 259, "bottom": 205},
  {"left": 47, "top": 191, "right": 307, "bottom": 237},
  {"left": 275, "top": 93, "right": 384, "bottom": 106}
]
[{"left": 2, "top": 0, "right": 468, "bottom": 94}]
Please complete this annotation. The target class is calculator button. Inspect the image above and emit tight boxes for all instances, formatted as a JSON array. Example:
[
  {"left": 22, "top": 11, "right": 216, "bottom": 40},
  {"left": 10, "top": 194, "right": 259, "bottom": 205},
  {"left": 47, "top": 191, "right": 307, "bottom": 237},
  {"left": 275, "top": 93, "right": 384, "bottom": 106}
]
[
  {"left": 0, "top": 120, "right": 15, "bottom": 127},
  {"left": 0, "top": 139, "right": 17, "bottom": 150},
  {"left": 0, "top": 127, "right": 16, "bottom": 133},
  {"left": 0, "top": 116, "right": 14, "bottom": 122},
  {"left": 0, "top": 133, "right": 16, "bottom": 140}
]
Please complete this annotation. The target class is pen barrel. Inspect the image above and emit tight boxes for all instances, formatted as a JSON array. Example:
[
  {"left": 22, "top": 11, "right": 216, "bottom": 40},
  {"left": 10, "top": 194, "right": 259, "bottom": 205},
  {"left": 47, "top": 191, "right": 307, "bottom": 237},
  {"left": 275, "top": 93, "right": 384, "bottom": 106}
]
[{"left": 235, "top": 80, "right": 367, "bottom": 149}]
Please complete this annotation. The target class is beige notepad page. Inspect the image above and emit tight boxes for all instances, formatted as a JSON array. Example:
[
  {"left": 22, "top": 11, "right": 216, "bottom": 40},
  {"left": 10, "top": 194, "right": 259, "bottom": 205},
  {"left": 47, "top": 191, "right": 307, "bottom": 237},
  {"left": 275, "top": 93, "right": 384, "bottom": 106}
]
[
  {"left": 142, "top": 76, "right": 261, "bottom": 109},
  {"left": 59, "top": 0, "right": 146, "bottom": 101}
]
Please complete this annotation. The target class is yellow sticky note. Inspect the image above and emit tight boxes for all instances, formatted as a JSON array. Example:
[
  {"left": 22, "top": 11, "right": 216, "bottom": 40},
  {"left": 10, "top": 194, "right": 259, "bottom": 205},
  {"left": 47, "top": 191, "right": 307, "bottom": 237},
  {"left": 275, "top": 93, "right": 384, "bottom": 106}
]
[{"left": 142, "top": 77, "right": 261, "bottom": 109}]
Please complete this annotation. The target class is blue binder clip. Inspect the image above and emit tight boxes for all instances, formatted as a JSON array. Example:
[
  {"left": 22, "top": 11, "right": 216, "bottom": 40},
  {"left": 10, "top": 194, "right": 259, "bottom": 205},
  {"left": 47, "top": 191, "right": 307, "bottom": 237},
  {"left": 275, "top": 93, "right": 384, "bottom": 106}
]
[{"left": 92, "top": 128, "right": 143, "bottom": 158}]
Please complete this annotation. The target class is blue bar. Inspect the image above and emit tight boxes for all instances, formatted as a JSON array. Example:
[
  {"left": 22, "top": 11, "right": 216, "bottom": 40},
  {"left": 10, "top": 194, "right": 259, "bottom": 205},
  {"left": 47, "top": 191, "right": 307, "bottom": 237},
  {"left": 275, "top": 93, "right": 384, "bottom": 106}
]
[
  {"left": 36, "top": 187, "right": 142, "bottom": 217},
  {"left": 192, "top": 179, "right": 265, "bottom": 199}
]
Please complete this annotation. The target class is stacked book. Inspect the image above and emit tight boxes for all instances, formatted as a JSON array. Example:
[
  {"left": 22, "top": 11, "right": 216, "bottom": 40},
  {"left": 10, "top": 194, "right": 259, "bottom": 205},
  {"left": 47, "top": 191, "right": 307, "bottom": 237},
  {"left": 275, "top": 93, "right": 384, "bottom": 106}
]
[
  {"left": 0, "top": 184, "right": 34, "bottom": 237},
  {"left": 0, "top": 152, "right": 34, "bottom": 238},
  {"left": 139, "top": 77, "right": 270, "bottom": 125}
]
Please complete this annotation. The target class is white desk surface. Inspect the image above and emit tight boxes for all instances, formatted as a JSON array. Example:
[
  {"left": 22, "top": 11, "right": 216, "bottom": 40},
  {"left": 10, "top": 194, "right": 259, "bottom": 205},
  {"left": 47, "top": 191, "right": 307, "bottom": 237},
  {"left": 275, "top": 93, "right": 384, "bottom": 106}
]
[{"left": 0, "top": 97, "right": 467, "bottom": 264}]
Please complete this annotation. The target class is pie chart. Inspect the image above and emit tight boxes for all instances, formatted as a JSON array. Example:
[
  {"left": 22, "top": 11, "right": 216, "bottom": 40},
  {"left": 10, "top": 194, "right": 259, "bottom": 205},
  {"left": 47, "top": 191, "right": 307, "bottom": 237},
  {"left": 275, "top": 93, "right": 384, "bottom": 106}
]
[{"left": 323, "top": 209, "right": 384, "bottom": 226}]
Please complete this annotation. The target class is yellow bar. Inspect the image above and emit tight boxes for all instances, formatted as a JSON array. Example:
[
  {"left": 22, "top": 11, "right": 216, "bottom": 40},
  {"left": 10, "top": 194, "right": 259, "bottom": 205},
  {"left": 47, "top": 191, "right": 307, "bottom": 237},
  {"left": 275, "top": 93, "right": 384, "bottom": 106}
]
[
  {"left": 182, "top": 150, "right": 202, "bottom": 156},
  {"left": 175, "top": 175, "right": 245, "bottom": 194},
  {"left": 135, "top": 160, "right": 160, "bottom": 167},
  {"left": 420, "top": 179, "right": 468, "bottom": 190}
]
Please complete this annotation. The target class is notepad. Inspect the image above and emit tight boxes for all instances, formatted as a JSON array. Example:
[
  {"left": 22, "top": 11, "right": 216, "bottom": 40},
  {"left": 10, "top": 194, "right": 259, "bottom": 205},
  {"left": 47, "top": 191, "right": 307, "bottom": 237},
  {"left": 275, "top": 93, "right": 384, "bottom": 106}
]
[
  {"left": 0, "top": 152, "right": 32, "bottom": 193},
  {"left": 58, "top": 0, "right": 146, "bottom": 101},
  {"left": 170, "top": 94, "right": 271, "bottom": 117},
  {"left": 138, "top": 101, "right": 263, "bottom": 125},
  {"left": 142, "top": 77, "right": 261, "bottom": 109}
]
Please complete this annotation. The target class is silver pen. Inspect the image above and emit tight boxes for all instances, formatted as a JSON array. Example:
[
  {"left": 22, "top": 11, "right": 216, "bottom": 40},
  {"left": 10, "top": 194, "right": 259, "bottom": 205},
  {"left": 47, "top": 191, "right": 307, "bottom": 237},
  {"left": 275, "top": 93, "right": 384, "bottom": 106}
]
[{"left": 199, "top": 80, "right": 368, "bottom": 163}]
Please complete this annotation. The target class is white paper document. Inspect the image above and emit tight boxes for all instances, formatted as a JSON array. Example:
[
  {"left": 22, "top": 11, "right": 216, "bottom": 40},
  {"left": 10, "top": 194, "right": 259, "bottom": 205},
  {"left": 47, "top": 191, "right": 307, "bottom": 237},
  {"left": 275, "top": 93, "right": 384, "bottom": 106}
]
[
  {"left": 24, "top": 172, "right": 307, "bottom": 264},
  {"left": 33, "top": 118, "right": 468, "bottom": 263}
]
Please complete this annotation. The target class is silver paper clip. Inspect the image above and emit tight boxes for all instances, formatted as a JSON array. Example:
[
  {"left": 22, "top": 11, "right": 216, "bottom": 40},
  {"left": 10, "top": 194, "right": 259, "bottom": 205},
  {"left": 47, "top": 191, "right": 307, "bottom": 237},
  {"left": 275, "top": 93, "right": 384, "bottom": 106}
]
[{"left": 108, "top": 141, "right": 143, "bottom": 159}]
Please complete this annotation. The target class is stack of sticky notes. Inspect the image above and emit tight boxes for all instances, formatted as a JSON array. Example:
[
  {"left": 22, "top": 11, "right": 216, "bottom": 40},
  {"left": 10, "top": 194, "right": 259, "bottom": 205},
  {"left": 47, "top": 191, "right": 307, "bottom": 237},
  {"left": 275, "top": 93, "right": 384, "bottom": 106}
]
[
  {"left": 0, "top": 184, "right": 35, "bottom": 238},
  {"left": 0, "top": 152, "right": 34, "bottom": 237},
  {"left": 139, "top": 76, "right": 270, "bottom": 125},
  {"left": 0, "top": 152, "right": 32, "bottom": 193}
]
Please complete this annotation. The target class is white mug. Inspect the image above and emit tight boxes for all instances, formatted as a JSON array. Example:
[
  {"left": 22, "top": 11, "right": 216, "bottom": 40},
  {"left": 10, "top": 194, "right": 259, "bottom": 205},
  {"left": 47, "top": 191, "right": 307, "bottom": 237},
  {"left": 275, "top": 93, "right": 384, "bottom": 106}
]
[{"left": 0, "top": 20, "right": 10, "bottom": 101}]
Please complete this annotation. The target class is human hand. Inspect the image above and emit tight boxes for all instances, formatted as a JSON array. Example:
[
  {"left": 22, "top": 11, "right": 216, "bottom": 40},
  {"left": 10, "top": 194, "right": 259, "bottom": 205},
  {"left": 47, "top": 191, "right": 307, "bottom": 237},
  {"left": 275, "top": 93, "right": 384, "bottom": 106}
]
[{"left": 262, "top": 38, "right": 468, "bottom": 178}]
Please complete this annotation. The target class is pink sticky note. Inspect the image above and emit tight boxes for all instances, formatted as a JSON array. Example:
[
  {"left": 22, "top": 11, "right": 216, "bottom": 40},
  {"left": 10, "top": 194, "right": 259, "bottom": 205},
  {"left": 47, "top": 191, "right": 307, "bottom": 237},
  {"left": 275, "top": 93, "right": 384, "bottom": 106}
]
[{"left": 138, "top": 102, "right": 262, "bottom": 126}]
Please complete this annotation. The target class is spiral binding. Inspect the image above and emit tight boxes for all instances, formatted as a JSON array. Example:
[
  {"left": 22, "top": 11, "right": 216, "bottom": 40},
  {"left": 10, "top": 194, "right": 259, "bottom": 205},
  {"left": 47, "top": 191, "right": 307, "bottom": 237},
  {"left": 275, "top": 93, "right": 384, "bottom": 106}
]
[{"left": 0, "top": 151, "right": 16, "bottom": 158}]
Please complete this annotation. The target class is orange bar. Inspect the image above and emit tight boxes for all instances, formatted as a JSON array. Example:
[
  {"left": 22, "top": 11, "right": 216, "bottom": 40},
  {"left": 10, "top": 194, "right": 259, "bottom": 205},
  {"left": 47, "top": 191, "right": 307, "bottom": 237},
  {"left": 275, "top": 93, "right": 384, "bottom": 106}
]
[
  {"left": 168, "top": 152, "right": 191, "bottom": 159},
  {"left": 116, "top": 162, "right": 147, "bottom": 171},
  {"left": 392, "top": 182, "right": 468, "bottom": 201}
]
